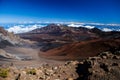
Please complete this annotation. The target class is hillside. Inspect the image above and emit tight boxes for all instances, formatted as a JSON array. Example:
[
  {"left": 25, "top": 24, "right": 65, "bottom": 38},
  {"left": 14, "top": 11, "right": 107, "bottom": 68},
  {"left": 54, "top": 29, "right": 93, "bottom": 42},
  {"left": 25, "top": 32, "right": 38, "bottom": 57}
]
[
  {"left": 41, "top": 39, "right": 120, "bottom": 60},
  {"left": 19, "top": 24, "right": 99, "bottom": 41},
  {"left": 0, "top": 27, "right": 39, "bottom": 61},
  {"left": 0, "top": 27, "right": 22, "bottom": 48}
]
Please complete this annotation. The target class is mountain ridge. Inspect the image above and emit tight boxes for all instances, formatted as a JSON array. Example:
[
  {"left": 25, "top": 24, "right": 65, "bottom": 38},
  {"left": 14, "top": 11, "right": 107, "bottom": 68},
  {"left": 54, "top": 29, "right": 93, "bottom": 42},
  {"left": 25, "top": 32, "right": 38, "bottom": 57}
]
[{"left": 18, "top": 24, "right": 120, "bottom": 52}]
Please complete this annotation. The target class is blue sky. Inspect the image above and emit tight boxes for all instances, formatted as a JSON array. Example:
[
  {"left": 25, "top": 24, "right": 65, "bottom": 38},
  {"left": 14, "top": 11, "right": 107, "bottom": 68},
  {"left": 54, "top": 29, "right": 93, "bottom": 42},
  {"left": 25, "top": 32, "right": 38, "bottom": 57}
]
[{"left": 0, "top": 0, "right": 120, "bottom": 23}]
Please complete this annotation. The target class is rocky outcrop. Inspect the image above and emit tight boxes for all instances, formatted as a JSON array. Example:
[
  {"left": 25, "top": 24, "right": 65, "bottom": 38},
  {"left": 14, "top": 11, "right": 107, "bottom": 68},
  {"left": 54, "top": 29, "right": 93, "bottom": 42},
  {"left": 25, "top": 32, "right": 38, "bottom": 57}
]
[
  {"left": 76, "top": 51, "right": 120, "bottom": 80},
  {"left": 0, "top": 27, "right": 22, "bottom": 48},
  {"left": 0, "top": 27, "right": 34, "bottom": 48}
]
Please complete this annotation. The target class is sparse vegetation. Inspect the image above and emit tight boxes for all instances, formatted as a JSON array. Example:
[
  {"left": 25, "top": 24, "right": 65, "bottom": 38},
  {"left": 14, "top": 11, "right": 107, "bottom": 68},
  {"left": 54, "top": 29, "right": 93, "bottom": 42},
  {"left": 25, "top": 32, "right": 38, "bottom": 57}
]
[
  {"left": 26, "top": 69, "right": 36, "bottom": 75},
  {"left": 0, "top": 68, "right": 9, "bottom": 78}
]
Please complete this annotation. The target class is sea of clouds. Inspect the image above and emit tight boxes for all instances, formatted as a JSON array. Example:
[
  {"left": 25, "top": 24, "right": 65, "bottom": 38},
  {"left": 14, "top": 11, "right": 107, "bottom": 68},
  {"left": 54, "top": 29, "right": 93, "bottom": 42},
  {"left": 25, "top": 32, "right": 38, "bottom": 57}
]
[
  {"left": 1, "top": 23, "right": 120, "bottom": 33},
  {"left": 5, "top": 24, "right": 47, "bottom": 33}
]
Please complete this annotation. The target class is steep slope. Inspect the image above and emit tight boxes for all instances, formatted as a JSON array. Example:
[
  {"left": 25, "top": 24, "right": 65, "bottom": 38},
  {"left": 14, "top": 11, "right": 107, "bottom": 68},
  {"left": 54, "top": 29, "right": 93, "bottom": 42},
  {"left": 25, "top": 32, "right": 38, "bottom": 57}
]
[
  {"left": 0, "top": 27, "right": 18, "bottom": 58},
  {"left": 0, "top": 27, "right": 22, "bottom": 48},
  {"left": 0, "top": 27, "right": 29, "bottom": 59}
]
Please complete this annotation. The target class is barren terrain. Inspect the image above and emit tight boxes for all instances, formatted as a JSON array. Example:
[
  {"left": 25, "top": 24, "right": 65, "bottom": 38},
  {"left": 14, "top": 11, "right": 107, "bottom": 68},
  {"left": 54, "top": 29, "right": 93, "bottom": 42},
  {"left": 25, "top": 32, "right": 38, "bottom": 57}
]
[{"left": 0, "top": 25, "right": 120, "bottom": 80}]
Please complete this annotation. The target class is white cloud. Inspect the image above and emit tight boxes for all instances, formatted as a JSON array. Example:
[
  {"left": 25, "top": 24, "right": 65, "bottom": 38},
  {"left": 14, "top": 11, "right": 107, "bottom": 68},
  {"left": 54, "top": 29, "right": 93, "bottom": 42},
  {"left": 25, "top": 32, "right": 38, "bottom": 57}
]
[
  {"left": 84, "top": 25, "right": 95, "bottom": 29},
  {"left": 117, "top": 29, "right": 120, "bottom": 31},
  {"left": 106, "top": 24, "right": 120, "bottom": 26},
  {"left": 68, "top": 24, "right": 83, "bottom": 27},
  {"left": 87, "top": 23, "right": 105, "bottom": 25},
  {"left": 6, "top": 24, "right": 44, "bottom": 33},
  {"left": 102, "top": 28, "right": 112, "bottom": 32},
  {"left": 68, "top": 24, "right": 95, "bottom": 29}
]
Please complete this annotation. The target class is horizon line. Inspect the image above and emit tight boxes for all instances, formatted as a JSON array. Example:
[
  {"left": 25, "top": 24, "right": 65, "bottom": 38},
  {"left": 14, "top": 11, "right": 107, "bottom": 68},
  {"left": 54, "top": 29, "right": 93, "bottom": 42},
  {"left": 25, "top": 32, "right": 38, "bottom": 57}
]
[{"left": 0, "top": 21, "right": 120, "bottom": 25}]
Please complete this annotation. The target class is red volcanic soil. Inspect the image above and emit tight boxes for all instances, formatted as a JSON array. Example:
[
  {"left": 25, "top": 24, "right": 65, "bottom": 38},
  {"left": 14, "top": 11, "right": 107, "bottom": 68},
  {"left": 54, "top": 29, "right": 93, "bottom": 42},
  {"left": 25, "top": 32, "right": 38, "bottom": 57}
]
[{"left": 41, "top": 39, "right": 120, "bottom": 60}]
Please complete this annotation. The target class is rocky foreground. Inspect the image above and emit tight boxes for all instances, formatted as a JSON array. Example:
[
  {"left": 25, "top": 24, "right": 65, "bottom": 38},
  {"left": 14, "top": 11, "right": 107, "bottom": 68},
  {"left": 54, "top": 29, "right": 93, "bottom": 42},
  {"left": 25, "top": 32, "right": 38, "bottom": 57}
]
[{"left": 0, "top": 51, "right": 120, "bottom": 80}]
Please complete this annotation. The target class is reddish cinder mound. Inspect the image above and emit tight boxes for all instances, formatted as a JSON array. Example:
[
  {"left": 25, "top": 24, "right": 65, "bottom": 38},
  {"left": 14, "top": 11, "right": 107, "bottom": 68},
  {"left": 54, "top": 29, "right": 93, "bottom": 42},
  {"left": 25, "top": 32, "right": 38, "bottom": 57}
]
[{"left": 42, "top": 39, "right": 120, "bottom": 60}]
